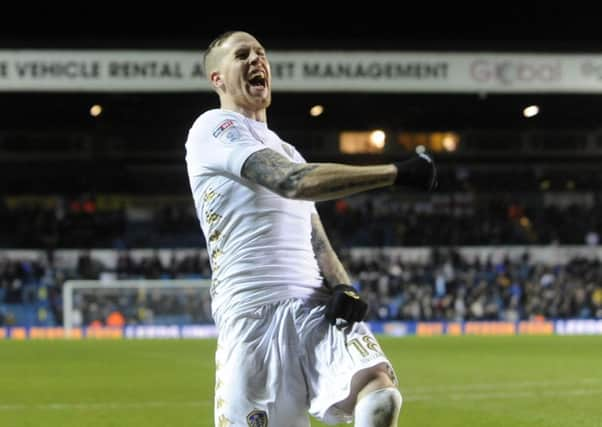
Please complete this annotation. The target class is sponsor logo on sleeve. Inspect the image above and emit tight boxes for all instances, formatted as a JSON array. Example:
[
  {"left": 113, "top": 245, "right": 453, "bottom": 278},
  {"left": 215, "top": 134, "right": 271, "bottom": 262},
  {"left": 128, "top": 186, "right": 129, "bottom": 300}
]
[
  {"left": 212, "top": 119, "right": 242, "bottom": 142},
  {"left": 223, "top": 128, "right": 241, "bottom": 142},
  {"left": 212, "top": 119, "right": 234, "bottom": 137}
]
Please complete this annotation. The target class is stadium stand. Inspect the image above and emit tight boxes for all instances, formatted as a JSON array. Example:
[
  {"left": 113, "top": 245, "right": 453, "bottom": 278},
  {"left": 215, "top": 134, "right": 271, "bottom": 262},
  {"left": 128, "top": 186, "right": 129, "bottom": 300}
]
[{"left": 2, "top": 25, "right": 602, "bottom": 331}]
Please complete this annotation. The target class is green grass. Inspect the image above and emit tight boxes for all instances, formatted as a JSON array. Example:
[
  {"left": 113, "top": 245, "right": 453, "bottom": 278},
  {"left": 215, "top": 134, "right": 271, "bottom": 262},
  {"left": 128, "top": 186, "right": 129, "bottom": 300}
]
[{"left": 0, "top": 336, "right": 601, "bottom": 426}]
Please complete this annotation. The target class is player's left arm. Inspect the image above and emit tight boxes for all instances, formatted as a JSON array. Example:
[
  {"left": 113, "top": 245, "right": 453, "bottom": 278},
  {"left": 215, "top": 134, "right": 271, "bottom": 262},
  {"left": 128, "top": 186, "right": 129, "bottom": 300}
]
[
  {"left": 312, "top": 211, "right": 368, "bottom": 325},
  {"left": 310, "top": 211, "right": 351, "bottom": 288}
]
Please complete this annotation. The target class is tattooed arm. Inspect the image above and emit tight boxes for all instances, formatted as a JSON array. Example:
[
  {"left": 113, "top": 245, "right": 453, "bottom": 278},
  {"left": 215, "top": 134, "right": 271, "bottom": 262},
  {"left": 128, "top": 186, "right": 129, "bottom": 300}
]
[
  {"left": 241, "top": 148, "right": 397, "bottom": 201},
  {"left": 310, "top": 212, "right": 350, "bottom": 288}
]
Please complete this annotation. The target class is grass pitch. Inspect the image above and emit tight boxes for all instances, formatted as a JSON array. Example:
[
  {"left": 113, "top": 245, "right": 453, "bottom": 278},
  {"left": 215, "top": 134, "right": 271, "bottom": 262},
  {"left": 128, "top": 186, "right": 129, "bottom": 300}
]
[{"left": 0, "top": 335, "right": 601, "bottom": 426}]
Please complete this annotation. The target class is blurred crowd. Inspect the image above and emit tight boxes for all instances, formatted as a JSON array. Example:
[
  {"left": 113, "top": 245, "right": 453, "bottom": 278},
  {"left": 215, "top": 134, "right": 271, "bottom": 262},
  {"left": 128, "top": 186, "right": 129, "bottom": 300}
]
[
  {"left": 350, "top": 249, "right": 602, "bottom": 322},
  {"left": 1, "top": 248, "right": 601, "bottom": 327},
  {"left": 1, "top": 191, "right": 602, "bottom": 249},
  {"left": 2, "top": 188, "right": 602, "bottom": 327}
]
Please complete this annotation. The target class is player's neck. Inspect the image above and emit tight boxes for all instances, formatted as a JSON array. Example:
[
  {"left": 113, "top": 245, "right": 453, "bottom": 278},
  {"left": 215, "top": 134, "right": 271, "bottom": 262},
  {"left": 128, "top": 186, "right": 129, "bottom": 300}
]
[{"left": 220, "top": 102, "right": 267, "bottom": 123}]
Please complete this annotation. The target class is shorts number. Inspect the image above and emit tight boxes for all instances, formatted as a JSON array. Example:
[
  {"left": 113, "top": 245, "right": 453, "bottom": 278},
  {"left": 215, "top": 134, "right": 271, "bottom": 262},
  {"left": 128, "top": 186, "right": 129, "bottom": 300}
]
[{"left": 348, "top": 336, "right": 381, "bottom": 358}]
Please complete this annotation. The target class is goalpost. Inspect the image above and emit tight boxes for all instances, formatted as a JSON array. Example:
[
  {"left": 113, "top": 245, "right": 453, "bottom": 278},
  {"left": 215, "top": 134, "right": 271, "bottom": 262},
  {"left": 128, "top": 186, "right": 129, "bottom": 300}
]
[{"left": 62, "top": 279, "right": 213, "bottom": 333}]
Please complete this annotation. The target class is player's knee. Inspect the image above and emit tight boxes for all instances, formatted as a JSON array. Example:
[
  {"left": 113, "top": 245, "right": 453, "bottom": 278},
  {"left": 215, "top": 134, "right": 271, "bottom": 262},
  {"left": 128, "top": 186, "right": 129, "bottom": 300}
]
[
  {"left": 371, "top": 387, "right": 402, "bottom": 417},
  {"left": 338, "top": 366, "right": 397, "bottom": 416},
  {"left": 357, "top": 369, "right": 395, "bottom": 400},
  {"left": 355, "top": 387, "right": 402, "bottom": 427}
]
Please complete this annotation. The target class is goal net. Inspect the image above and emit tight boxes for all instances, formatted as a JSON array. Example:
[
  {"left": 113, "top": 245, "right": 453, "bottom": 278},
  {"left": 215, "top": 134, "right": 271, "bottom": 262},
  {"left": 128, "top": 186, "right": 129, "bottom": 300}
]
[{"left": 62, "top": 279, "right": 213, "bottom": 334}]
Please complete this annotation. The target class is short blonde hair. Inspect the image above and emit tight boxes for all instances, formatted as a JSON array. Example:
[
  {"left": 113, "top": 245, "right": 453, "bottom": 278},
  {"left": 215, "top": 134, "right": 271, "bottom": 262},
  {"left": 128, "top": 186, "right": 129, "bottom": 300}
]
[{"left": 202, "top": 31, "right": 238, "bottom": 76}]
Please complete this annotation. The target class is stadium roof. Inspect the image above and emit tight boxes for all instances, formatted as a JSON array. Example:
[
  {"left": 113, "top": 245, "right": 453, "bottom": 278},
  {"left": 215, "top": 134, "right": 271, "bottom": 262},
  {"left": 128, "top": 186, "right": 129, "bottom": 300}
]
[{"left": 1, "top": 8, "right": 601, "bottom": 50}]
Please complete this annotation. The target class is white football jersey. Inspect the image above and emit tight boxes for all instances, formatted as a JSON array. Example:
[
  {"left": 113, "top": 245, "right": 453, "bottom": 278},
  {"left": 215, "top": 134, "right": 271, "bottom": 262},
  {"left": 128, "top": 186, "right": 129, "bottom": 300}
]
[{"left": 185, "top": 109, "right": 324, "bottom": 325}]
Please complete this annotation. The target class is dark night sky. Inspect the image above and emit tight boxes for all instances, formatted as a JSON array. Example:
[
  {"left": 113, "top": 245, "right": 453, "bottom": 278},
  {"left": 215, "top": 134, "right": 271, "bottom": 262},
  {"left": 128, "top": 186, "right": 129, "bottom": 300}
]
[{"left": 3, "top": 6, "right": 601, "bottom": 50}]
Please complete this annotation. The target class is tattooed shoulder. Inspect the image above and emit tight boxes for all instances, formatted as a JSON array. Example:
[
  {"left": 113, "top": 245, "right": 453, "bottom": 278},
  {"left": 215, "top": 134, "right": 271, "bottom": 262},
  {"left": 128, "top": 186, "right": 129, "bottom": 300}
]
[
  {"left": 241, "top": 148, "right": 317, "bottom": 197},
  {"left": 242, "top": 148, "right": 291, "bottom": 182}
]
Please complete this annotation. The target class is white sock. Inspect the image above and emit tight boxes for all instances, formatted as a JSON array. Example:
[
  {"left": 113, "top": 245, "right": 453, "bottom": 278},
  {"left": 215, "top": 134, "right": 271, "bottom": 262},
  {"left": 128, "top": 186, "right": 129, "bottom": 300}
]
[{"left": 354, "top": 387, "right": 402, "bottom": 427}]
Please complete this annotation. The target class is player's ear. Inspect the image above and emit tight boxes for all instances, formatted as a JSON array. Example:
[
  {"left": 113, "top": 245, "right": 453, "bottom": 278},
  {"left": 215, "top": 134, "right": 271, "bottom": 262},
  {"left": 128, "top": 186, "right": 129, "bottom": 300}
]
[{"left": 210, "top": 71, "right": 224, "bottom": 90}]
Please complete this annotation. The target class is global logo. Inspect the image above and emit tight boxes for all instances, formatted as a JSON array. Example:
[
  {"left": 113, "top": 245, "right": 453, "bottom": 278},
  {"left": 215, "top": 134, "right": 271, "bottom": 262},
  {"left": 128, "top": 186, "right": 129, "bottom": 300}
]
[
  {"left": 470, "top": 60, "right": 562, "bottom": 85},
  {"left": 580, "top": 61, "right": 602, "bottom": 81}
]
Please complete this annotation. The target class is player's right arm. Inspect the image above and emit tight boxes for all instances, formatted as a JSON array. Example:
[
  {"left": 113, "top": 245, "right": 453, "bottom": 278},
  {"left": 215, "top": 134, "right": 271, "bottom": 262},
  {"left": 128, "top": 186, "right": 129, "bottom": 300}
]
[{"left": 241, "top": 148, "right": 437, "bottom": 202}]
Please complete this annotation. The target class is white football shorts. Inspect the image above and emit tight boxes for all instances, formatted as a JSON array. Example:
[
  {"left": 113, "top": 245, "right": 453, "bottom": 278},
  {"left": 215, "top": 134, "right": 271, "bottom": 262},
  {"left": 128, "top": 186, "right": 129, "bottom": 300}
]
[{"left": 213, "top": 298, "right": 397, "bottom": 426}]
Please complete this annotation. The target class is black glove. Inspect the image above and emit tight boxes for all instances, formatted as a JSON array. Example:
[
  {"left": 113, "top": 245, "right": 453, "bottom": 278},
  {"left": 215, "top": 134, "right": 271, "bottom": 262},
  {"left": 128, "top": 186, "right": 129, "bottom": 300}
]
[
  {"left": 325, "top": 284, "right": 368, "bottom": 326},
  {"left": 393, "top": 150, "right": 438, "bottom": 191}
]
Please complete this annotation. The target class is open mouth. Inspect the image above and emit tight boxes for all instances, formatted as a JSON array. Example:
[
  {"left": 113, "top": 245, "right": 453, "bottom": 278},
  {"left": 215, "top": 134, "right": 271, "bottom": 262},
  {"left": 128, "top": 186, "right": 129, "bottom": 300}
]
[{"left": 248, "top": 73, "right": 266, "bottom": 89}]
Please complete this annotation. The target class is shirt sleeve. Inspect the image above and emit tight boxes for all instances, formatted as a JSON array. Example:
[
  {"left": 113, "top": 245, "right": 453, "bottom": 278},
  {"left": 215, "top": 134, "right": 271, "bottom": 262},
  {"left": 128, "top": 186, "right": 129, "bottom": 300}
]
[
  {"left": 185, "top": 111, "right": 266, "bottom": 178},
  {"left": 283, "top": 142, "right": 309, "bottom": 164},
  {"left": 284, "top": 143, "right": 319, "bottom": 214}
]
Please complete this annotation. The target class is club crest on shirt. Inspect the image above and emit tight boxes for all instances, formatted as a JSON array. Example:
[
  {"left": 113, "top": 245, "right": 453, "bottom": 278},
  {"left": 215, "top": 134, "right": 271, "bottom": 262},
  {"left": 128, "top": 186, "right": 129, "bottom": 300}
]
[{"left": 247, "top": 409, "right": 268, "bottom": 427}]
